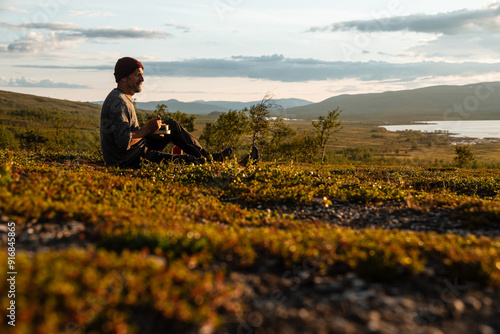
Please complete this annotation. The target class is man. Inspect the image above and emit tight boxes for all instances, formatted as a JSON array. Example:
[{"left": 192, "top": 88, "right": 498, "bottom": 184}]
[{"left": 100, "top": 57, "right": 232, "bottom": 168}]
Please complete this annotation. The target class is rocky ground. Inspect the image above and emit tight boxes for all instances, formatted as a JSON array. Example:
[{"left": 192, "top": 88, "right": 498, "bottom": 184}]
[
  {"left": 1, "top": 200, "right": 499, "bottom": 334},
  {"left": 222, "top": 269, "right": 500, "bottom": 334},
  {"left": 219, "top": 201, "right": 500, "bottom": 334},
  {"left": 254, "top": 200, "right": 500, "bottom": 239}
]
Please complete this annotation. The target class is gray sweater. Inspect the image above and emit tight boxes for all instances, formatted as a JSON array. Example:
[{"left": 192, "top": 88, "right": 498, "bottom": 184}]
[{"left": 99, "top": 89, "right": 145, "bottom": 167}]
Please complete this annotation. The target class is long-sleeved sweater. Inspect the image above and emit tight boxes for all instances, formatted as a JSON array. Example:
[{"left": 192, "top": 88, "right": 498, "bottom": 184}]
[{"left": 99, "top": 88, "right": 145, "bottom": 167}]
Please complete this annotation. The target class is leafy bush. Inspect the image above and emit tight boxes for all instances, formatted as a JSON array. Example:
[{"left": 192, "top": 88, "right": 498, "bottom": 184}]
[
  {"left": 199, "top": 110, "right": 250, "bottom": 152},
  {"left": 454, "top": 145, "right": 475, "bottom": 167}
]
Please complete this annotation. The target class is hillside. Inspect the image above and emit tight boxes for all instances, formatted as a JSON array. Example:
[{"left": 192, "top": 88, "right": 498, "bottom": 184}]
[
  {"left": 285, "top": 82, "right": 500, "bottom": 121},
  {"left": 5, "top": 81, "right": 500, "bottom": 124},
  {"left": 0, "top": 89, "right": 101, "bottom": 117},
  {"left": 0, "top": 90, "right": 102, "bottom": 152},
  {"left": 0, "top": 90, "right": 101, "bottom": 132}
]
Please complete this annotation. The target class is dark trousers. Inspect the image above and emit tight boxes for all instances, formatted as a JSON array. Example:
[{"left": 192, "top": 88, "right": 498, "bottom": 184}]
[{"left": 142, "top": 119, "right": 206, "bottom": 164}]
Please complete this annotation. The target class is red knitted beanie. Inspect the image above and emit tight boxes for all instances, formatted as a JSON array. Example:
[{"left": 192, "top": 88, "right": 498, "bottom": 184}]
[{"left": 114, "top": 57, "right": 144, "bottom": 83}]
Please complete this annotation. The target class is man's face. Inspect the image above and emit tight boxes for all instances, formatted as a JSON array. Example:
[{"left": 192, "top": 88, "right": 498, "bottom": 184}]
[{"left": 125, "top": 68, "right": 144, "bottom": 93}]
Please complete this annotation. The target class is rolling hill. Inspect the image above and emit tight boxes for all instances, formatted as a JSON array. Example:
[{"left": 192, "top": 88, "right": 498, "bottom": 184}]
[
  {"left": 0, "top": 90, "right": 101, "bottom": 132},
  {"left": 3, "top": 81, "right": 500, "bottom": 124},
  {"left": 0, "top": 89, "right": 101, "bottom": 117},
  {"left": 285, "top": 82, "right": 500, "bottom": 122}
]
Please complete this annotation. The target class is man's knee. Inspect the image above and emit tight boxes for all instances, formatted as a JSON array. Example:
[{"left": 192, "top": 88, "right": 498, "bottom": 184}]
[{"left": 164, "top": 118, "right": 180, "bottom": 128}]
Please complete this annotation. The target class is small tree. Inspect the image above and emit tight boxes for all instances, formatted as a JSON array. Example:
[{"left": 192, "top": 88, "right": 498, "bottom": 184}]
[
  {"left": 138, "top": 104, "right": 196, "bottom": 132},
  {"left": 264, "top": 116, "right": 296, "bottom": 161},
  {"left": 155, "top": 104, "right": 197, "bottom": 132},
  {"left": 20, "top": 130, "right": 48, "bottom": 150},
  {"left": 248, "top": 93, "right": 282, "bottom": 149},
  {"left": 200, "top": 110, "right": 251, "bottom": 152},
  {"left": 453, "top": 145, "right": 474, "bottom": 167},
  {"left": 312, "top": 108, "right": 343, "bottom": 164},
  {"left": 0, "top": 126, "right": 18, "bottom": 150},
  {"left": 199, "top": 122, "right": 217, "bottom": 151},
  {"left": 296, "top": 131, "right": 319, "bottom": 164}
]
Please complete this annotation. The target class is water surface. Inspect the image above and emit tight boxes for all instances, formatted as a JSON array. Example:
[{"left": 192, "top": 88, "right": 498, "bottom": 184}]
[{"left": 380, "top": 120, "right": 500, "bottom": 140}]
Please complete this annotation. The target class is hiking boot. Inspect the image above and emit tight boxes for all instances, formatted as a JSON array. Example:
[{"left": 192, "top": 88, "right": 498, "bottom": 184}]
[
  {"left": 210, "top": 147, "right": 233, "bottom": 162},
  {"left": 239, "top": 145, "right": 259, "bottom": 166}
]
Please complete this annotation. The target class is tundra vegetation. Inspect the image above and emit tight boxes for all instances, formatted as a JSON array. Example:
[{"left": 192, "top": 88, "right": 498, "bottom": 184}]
[{"left": 0, "top": 90, "right": 499, "bottom": 333}]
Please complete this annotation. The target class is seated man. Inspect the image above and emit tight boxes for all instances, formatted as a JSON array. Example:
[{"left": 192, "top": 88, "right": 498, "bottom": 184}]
[{"left": 100, "top": 57, "right": 231, "bottom": 168}]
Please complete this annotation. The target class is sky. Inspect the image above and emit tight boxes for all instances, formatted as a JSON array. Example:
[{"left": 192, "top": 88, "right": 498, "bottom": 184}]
[{"left": 1, "top": 0, "right": 500, "bottom": 103}]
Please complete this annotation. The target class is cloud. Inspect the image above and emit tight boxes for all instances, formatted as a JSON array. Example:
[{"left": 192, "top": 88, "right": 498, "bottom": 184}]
[
  {"left": 23, "top": 55, "right": 500, "bottom": 83},
  {"left": 165, "top": 22, "right": 191, "bottom": 33},
  {"left": 0, "top": 6, "right": 27, "bottom": 13},
  {"left": 80, "top": 27, "right": 169, "bottom": 39},
  {"left": 5, "top": 31, "right": 76, "bottom": 53},
  {"left": 16, "top": 64, "right": 112, "bottom": 71},
  {"left": 0, "top": 22, "right": 170, "bottom": 54},
  {"left": 1, "top": 22, "right": 170, "bottom": 39},
  {"left": 409, "top": 34, "right": 500, "bottom": 61},
  {"left": 308, "top": 3, "right": 500, "bottom": 35},
  {"left": 0, "top": 76, "right": 88, "bottom": 88},
  {"left": 1, "top": 22, "right": 79, "bottom": 30},
  {"left": 69, "top": 10, "right": 116, "bottom": 17},
  {"left": 142, "top": 56, "right": 500, "bottom": 82}
]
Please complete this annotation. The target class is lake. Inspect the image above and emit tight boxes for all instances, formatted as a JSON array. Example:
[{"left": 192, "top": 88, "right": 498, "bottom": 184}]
[{"left": 380, "top": 120, "right": 500, "bottom": 140}]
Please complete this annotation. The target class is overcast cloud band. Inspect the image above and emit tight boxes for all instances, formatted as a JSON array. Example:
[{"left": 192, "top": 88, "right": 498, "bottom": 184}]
[
  {"left": 307, "top": 2, "right": 500, "bottom": 35},
  {"left": 15, "top": 55, "right": 500, "bottom": 83}
]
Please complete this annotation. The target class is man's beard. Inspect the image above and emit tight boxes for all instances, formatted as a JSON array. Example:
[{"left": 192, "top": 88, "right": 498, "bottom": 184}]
[{"left": 133, "top": 82, "right": 142, "bottom": 93}]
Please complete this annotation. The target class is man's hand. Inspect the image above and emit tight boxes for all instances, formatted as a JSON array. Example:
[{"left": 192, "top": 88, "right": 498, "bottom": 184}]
[
  {"left": 130, "top": 116, "right": 163, "bottom": 146},
  {"left": 146, "top": 116, "right": 162, "bottom": 135}
]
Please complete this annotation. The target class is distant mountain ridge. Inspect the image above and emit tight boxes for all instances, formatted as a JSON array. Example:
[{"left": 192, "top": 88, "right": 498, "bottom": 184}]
[
  {"left": 193, "top": 98, "right": 313, "bottom": 110},
  {"left": 134, "top": 98, "right": 313, "bottom": 114},
  {"left": 285, "top": 82, "right": 500, "bottom": 121},
  {"left": 135, "top": 99, "right": 224, "bottom": 114}
]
